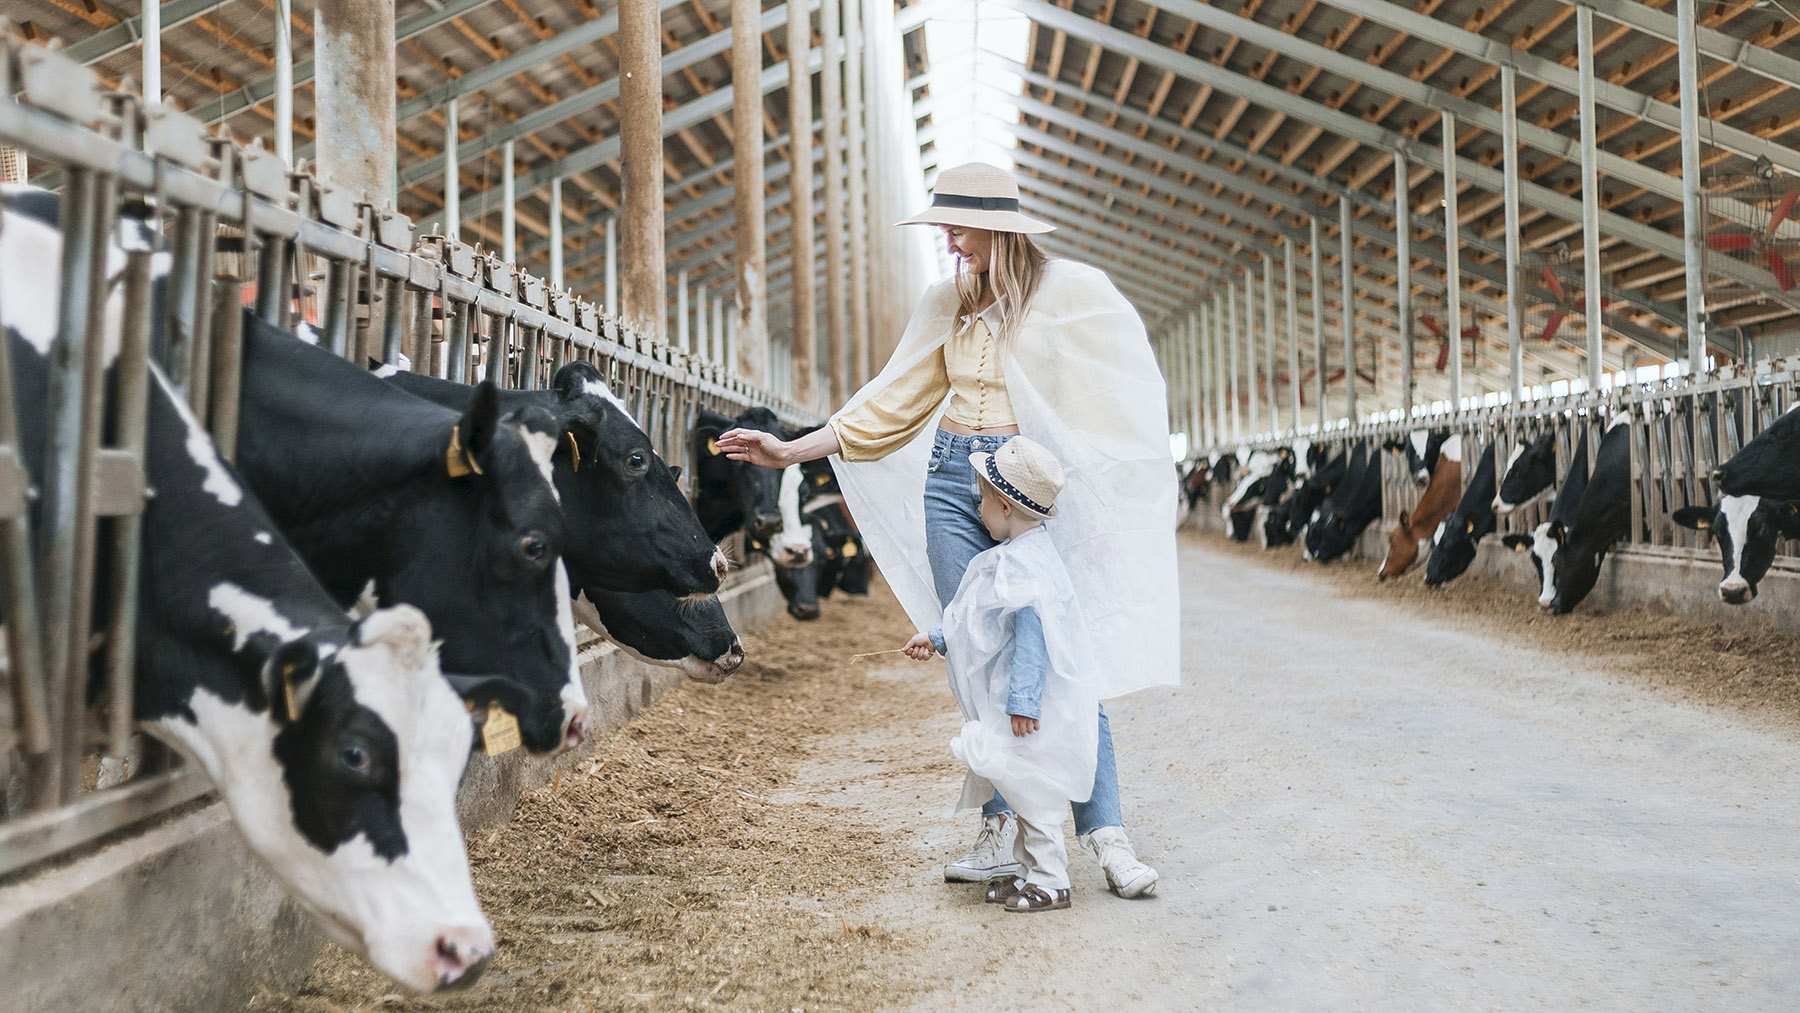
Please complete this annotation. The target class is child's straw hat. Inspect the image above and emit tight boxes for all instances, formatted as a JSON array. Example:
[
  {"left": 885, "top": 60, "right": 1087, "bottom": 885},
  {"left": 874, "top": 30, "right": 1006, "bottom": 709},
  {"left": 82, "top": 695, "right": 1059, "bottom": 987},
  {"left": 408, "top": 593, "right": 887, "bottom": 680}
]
[{"left": 969, "top": 437, "right": 1064, "bottom": 519}]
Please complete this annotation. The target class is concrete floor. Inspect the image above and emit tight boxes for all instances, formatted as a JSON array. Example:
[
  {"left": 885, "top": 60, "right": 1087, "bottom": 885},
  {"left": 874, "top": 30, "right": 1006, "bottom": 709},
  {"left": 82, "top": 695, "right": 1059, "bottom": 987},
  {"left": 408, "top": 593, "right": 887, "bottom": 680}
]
[{"left": 811, "top": 533, "right": 1800, "bottom": 1011}]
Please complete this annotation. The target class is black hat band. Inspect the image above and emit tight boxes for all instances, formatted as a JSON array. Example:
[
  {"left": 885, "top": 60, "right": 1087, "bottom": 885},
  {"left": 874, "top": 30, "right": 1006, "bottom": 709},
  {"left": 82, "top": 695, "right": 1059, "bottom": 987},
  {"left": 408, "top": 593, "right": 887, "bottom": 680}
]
[
  {"left": 932, "top": 192, "right": 1022, "bottom": 212},
  {"left": 983, "top": 454, "right": 1053, "bottom": 516}
]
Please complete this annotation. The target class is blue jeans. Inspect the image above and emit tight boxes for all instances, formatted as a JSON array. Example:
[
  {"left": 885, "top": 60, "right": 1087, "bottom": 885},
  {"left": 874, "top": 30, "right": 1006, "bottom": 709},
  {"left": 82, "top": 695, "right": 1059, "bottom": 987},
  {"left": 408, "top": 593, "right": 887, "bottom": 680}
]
[{"left": 923, "top": 428, "right": 1124, "bottom": 835}]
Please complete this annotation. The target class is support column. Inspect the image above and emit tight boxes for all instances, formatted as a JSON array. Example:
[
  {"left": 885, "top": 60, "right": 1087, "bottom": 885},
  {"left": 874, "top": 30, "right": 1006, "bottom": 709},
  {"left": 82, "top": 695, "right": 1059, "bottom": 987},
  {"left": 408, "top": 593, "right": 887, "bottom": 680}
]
[
  {"left": 677, "top": 269, "right": 690, "bottom": 353},
  {"left": 1395, "top": 158, "right": 1413, "bottom": 416},
  {"left": 1502, "top": 65, "right": 1525, "bottom": 404},
  {"left": 843, "top": 0, "right": 871, "bottom": 386},
  {"left": 274, "top": 0, "right": 292, "bottom": 163},
  {"left": 1188, "top": 309, "right": 1203, "bottom": 444},
  {"left": 442, "top": 102, "right": 459, "bottom": 238},
  {"left": 1243, "top": 272, "right": 1259, "bottom": 439},
  {"left": 313, "top": 0, "right": 396, "bottom": 203},
  {"left": 821, "top": 0, "right": 849, "bottom": 405},
  {"left": 501, "top": 138, "right": 516, "bottom": 264},
  {"left": 549, "top": 177, "right": 564, "bottom": 289},
  {"left": 732, "top": 0, "right": 769, "bottom": 381},
  {"left": 1263, "top": 255, "right": 1278, "bottom": 429},
  {"left": 1311, "top": 217, "right": 1325, "bottom": 429},
  {"left": 1441, "top": 112, "right": 1463, "bottom": 409},
  {"left": 605, "top": 218, "right": 618, "bottom": 315},
  {"left": 1676, "top": 0, "right": 1707, "bottom": 370},
  {"left": 1577, "top": 5, "right": 1604, "bottom": 392},
  {"left": 1338, "top": 199, "right": 1357, "bottom": 421},
  {"left": 1227, "top": 282, "right": 1241, "bottom": 443},
  {"left": 1212, "top": 293, "right": 1227, "bottom": 444},
  {"left": 621, "top": 0, "right": 667, "bottom": 341},
  {"left": 788, "top": 0, "right": 816, "bottom": 404},
  {"left": 1285, "top": 244, "right": 1300, "bottom": 431},
  {"left": 143, "top": 0, "right": 161, "bottom": 104}
]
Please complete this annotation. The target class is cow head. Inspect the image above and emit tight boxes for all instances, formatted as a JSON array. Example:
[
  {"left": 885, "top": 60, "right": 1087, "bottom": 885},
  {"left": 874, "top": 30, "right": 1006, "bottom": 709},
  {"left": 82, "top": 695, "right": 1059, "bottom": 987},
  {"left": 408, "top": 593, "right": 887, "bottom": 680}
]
[
  {"left": 395, "top": 386, "right": 586, "bottom": 753},
  {"left": 1502, "top": 522, "right": 1564, "bottom": 608},
  {"left": 768, "top": 464, "right": 816, "bottom": 568},
  {"left": 1547, "top": 534, "right": 1608, "bottom": 615},
  {"left": 1424, "top": 507, "right": 1492, "bottom": 587},
  {"left": 546, "top": 362, "right": 726, "bottom": 597},
  {"left": 1715, "top": 406, "right": 1800, "bottom": 500},
  {"left": 1261, "top": 498, "right": 1297, "bottom": 548},
  {"left": 1673, "top": 495, "right": 1800, "bottom": 604},
  {"left": 574, "top": 589, "right": 744, "bottom": 682},
  {"left": 149, "top": 604, "right": 491, "bottom": 993},
  {"left": 1377, "top": 510, "right": 1425, "bottom": 580},
  {"left": 695, "top": 407, "right": 786, "bottom": 542},
  {"left": 1227, "top": 506, "right": 1259, "bottom": 542},
  {"left": 1496, "top": 431, "right": 1557, "bottom": 514}
]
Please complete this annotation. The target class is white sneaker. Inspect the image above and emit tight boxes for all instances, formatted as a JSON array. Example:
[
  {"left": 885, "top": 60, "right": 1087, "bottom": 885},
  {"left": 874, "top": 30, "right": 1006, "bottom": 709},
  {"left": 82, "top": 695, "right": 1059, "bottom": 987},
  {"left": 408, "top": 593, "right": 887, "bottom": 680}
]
[
  {"left": 943, "top": 814, "right": 1023, "bottom": 883},
  {"left": 1082, "top": 825, "right": 1159, "bottom": 898}
]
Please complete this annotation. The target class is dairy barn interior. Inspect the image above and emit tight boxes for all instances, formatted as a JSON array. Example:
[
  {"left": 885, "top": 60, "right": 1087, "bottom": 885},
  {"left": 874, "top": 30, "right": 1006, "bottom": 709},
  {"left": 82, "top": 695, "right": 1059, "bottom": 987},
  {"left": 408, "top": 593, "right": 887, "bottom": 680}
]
[{"left": 3, "top": 0, "right": 1800, "bottom": 1009}]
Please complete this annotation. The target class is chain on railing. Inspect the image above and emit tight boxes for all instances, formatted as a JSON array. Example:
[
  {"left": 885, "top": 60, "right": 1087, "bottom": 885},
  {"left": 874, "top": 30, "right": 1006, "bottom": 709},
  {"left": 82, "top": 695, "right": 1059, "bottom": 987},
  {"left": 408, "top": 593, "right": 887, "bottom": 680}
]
[{"left": 0, "top": 33, "right": 812, "bottom": 877}]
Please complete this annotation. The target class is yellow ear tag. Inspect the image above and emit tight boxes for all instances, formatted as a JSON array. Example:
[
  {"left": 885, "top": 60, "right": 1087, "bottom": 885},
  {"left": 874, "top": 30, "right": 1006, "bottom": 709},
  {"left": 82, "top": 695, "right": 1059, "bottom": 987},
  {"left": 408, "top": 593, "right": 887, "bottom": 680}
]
[
  {"left": 281, "top": 664, "right": 300, "bottom": 719},
  {"left": 566, "top": 431, "right": 582, "bottom": 473},
  {"left": 841, "top": 540, "right": 858, "bottom": 558},
  {"left": 481, "top": 703, "right": 522, "bottom": 757},
  {"left": 706, "top": 437, "right": 722, "bottom": 456},
  {"left": 446, "top": 424, "right": 484, "bottom": 478},
  {"left": 814, "top": 473, "right": 831, "bottom": 486}
]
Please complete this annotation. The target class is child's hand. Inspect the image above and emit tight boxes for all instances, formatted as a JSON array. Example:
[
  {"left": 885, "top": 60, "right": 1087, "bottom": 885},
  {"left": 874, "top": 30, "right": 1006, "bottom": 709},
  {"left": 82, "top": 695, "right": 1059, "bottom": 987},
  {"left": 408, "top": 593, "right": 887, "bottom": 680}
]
[
  {"left": 1010, "top": 714, "right": 1040, "bottom": 737},
  {"left": 903, "top": 632, "right": 936, "bottom": 661}
]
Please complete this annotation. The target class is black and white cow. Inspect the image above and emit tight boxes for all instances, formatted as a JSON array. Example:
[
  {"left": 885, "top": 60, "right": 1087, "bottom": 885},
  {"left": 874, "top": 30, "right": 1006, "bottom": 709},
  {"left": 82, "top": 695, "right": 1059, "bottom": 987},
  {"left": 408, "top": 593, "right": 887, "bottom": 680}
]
[
  {"left": 1547, "top": 412, "right": 1634, "bottom": 615},
  {"left": 1501, "top": 427, "right": 1590, "bottom": 608},
  {"left": 1495, "top": 428, "right": 1559, "bottom": 514},
  {"left": 381, "top": 362, "right": 727, "bottom": 598},
  {"left": 1386, "top": 429, "right": 1449, "bottom": 487},
  {"left": 694, "top": 407, "right": 788, "bottom": 544},
  {"left": 1276, "top": 446, "right": 1347, "bottom": 548},
  {"left": 1714, "top": 405, "right": 1800, "bottom": 500},
  {"left": 1673, "top": 495, "right": 1800, "bottom": 605},
  {"left": 237, "top": 312, "right": 584, "bottom": 754},
  {"left": 1, "top": 190, "right": 491, "bottom": 991},
  {"left": 1254, "top": 464, "right": 1296, "bottom": 549},
  {"left": 1305, "top": 442, "right": 1382, "bottom": 563},
  {"left": 1424, "top": 439, "right": 1499, "bottom": 587},
  {"left": 1209, "top": 451, "right": 1240, "bottom": 490}
]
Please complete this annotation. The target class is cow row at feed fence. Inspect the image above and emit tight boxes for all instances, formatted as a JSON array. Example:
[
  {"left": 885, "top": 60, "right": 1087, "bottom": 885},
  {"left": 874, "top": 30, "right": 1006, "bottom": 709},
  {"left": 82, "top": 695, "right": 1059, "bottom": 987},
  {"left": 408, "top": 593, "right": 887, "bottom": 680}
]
[
  {"left": 1182, "top": 351, "right": 1800, "bottom": 617},
  {"left": 0, "top": 37, "right": 854, "bottom": 995}
]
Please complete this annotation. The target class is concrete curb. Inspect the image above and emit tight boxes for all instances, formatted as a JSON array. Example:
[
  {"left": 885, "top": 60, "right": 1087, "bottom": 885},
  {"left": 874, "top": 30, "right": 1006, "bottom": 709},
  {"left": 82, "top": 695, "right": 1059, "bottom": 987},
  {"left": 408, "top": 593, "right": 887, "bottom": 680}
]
[{"left": 0, "top": 568, "right": 785, "bottom": 1013}]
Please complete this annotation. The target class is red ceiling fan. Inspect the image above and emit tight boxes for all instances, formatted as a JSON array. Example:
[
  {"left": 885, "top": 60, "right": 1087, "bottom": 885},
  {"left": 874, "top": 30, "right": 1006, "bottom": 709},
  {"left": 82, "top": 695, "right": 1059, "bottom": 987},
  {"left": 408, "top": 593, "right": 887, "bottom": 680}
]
[
  {"left": 1706, "top": 187, "right": 1800, "bottom": 291},
  {"left": 1417, "top": 314, "right": 1477, "bottom": 372},
  {"left": 1537, "top": 266, "right": 1610, "bottom": 344}
]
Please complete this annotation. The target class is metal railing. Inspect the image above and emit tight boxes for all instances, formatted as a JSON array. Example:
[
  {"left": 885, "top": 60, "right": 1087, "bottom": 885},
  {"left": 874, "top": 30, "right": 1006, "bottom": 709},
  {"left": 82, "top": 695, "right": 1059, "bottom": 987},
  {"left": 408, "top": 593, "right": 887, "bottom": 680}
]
[
  {"left": 0, "top": 37, "right": 810, "bottom": 878},
  {"left": 1207, "top": 360, "right": 1800, "bottom": 566}
]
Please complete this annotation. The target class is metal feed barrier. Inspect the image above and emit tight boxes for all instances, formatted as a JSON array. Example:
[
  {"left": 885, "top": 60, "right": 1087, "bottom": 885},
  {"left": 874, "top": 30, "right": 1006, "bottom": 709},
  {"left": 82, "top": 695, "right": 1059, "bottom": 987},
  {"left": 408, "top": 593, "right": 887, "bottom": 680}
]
[
  {"left": 1211, "top": 362, "right": 1800, "bottom": 567},
  {"left": 0, "top": 37, "right": 810, "bottom": 878}
]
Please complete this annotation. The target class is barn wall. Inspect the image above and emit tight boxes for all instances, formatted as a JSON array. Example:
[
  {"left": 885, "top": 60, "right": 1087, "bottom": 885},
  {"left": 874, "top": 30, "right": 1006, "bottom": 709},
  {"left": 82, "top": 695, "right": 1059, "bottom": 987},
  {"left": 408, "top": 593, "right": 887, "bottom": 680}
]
[{"left": 0, "top": 567, "right": 785, "bottom": 1013}]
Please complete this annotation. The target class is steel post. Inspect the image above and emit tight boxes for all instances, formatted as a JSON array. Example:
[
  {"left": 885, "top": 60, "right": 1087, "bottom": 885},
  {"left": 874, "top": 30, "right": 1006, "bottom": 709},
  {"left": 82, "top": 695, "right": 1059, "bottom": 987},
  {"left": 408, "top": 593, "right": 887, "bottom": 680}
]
[
  {"left": 143, "top": 0, "right": 161, "bottom": 103},
  {"left": 274, "top": 0, "right": 292, "bottom": 163},
  {"left": 1311, "top": 217, "right": 1325, "bottom": 429},
  {"left": 549, "top": 176, "right": 564, "bottom": 288},
  {"left": 1285, "top": 244, "right": 1300, "bottom": 431},
  {"left": 1339, "top": 198, "right": 1357, "bottom": 421},
  {"left": 1502, "top": 65, "right": 1524, "bottom": 404},
  {"left": 501, "top": 138, "right": 516, "bottom": 264},
  {"left": 787, "top": 0, "right": 816, "bottom": 405},
  {"left": 1577, "top": 5, "right": 1605, "bottom": 392},
  {"left": 622, "top": 0, "right": 668, "bottom": 340},
  {"left": 313, "top": 0, "right": 396, "bottom": 203},
  {"left": 1441, "top": 112, "right": 1463, "bottom": 409},
  {"left": 843, "top": 0, "right": 870, "bottom": 386},
  {"left": 1395, "top": 158, "right": 1414, "bottom": 416},
  {"left": 820, "top": 0, "right": 848, "bottom": 405},
  {"left": 605, "top": 217, "right": 618, "bottom": 314},
  {"left": 1676, "top": 0, "right": 1707, "bottom": 369},
  {"left": 443, "top": 101, "right": 459, "bottom": 238}
]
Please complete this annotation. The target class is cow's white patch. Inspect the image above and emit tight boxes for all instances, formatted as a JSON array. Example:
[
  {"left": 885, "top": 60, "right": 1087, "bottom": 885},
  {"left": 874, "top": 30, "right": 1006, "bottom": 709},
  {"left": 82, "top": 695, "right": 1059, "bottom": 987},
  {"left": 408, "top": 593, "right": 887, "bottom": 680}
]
[
  {"left": 296, "top": 322, "right": 322, "bottom": 345},
  {"left": 1225, "top": 450, "right": 1278, "bottom": 511},
  {"left": 1432, "top": 519, "right": 1448, "bottom": 546},
  {"left": 373, "top": 363, "right": 400, "bottom": 379},
  {"left": 209, "top": 582, "right": 310, "bottom": 650},
  {"left": 1436, "top": 434, "right": 1460, "bottom": 465},
  {"left": 0, "top": 202, "right": 66, "bottom": 354},
  {"left": 553, "top": 561, "right": 590, "bottom": 745},
  {"left": 1408, "top": 430, "right": 1427, "bottom": 460},
  {"left": 1719, "top": 495, "right": 1759, "bottom": 593},
  {"left": 1528, "top": 522, "right": 1558, "bottom": 607},
  {"left": 154, "top": 366, "right": 244, "bottom": 506},
  {"left": 770, "top": 465, "right": 814, "bottom": 566},
  {"left": 1606, "top": 410, "right": 1632, "bottom": 431},
  {"left": 517, "top": 425, "right": 560, "bottom": 501},
  {"left": 348, "top": 579, "right": 381, "bottom": 620},
  {"left": 1290, "top": 438, "right": 1314, "bottom": 477},
  {"left": 254, "top": 531, "right": 273, "bottom": 545},
  {"left": 581, "top": 378, "right": 639, "bottom": 427}
]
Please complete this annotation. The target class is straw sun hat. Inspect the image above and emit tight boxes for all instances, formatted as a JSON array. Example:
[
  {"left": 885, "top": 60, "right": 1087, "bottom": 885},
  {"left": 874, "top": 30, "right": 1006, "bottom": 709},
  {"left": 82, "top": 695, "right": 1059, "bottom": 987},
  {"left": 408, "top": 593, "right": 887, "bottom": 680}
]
[
  {"left": 897, "top": 162, "right": 1055, "bottom": 234},
  {"left": 969, "top": 437, "right": 1065, "bottom": 520}
]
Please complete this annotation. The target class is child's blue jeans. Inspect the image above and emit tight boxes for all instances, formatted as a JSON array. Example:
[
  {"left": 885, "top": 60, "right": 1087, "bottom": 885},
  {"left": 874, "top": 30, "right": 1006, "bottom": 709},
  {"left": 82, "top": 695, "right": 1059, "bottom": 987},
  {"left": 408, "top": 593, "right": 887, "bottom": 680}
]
[{"left": 922, "top": 428, "right": 1124, "bottom": 836}]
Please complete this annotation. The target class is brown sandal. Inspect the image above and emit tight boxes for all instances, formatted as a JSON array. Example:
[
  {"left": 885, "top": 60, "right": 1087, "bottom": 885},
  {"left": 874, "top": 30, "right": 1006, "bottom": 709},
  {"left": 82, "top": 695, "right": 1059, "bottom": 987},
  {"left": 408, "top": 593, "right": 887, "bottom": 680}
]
[
  {"left": 1002, "top": 884, "right": 1071, "bottom": 913},
  {"left": 984, "top": 876, "right": 1025, "bottom": 904}
]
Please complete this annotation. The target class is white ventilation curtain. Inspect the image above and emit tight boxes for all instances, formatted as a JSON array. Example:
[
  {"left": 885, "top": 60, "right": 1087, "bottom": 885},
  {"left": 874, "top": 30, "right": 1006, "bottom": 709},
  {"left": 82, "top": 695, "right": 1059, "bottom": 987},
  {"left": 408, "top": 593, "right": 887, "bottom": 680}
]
[{"left": 861, "top": 1, "right": 938, "bottom": 367}]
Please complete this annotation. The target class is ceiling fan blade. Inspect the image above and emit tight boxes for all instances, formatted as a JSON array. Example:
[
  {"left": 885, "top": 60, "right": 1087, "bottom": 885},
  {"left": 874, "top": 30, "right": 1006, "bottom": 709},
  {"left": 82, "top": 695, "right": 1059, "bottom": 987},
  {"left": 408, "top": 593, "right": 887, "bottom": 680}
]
[
  {"left": 1540, "top": 310, "right": 1567, "bottom": 344},
  {"left": 1768, "top": 249, "right": 1797, "bottom": 291},
  {"left": 1435, "top": 337, "right": 1450, "bottom": 372},
  {"left": 1542, "top": 266, "right": 1564, "bottom": 300},
  {"left": 1709, "top": 233, "right": 1756, "bottom": 251},
  {"left": 1765, "top": 190, "right": 1800, "bottom": 238},
  {"left": 1418, "top": 315, "right": 1445, "bottom": 338}
]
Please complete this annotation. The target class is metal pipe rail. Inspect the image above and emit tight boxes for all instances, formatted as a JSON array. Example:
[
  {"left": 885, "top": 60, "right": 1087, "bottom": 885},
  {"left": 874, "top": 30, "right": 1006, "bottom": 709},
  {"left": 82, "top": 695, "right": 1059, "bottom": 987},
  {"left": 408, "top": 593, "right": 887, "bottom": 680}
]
[
  {"left": 0, "top": 37, "right": 811, "bottom": 879},
  {"left": 1199, "top": 360, "right": 1800, "bottom": 571}
]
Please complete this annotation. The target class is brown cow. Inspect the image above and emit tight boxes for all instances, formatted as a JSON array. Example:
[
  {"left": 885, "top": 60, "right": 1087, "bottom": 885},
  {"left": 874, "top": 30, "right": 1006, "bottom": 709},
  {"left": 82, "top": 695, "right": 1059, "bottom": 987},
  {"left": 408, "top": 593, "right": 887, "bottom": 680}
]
[{"left": 1377, "top": 435, "right": 1465, "bottom": 579}]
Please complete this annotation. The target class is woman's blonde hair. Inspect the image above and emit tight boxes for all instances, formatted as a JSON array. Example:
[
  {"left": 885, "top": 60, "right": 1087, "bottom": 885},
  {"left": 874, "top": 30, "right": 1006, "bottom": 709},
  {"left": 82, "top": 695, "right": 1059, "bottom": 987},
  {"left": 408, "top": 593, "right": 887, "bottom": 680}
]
[{"left": 955, "top": 230, "right": 1047, "bottom": 346}]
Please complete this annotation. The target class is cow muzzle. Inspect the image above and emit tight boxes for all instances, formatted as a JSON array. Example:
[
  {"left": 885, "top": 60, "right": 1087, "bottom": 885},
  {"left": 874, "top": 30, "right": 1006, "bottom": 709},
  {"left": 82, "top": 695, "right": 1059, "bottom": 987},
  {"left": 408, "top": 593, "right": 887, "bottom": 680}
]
[
  {"left": 434, "top": 926, "right": 496, "bottom": 990},
  {"left": 1719, "top": 580, "right": 1753, "bottom": 605}
]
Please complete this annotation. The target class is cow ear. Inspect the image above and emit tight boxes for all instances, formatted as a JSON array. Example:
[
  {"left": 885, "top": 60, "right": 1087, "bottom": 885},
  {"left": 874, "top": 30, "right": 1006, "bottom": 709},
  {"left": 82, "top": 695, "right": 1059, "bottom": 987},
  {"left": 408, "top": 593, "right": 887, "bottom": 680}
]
[
  {"left": 264, "top": 639, "right": 320, "bottom": 723},
  {"left": 448, "top": 383, "right": 502, "bottom": 477},
  {"left": 668, "top": 464, "right": 682, "bottom": 481},
  {"left": 1547, "top": 520, "right": 1566, "bottom": 542},
  {"left": 1396, "top": 509, "right": 1412, "bottom": 528},
  {"left": 559, "top": 416, "right": 597, "bottom": 474},
  {"left": 1464, "top": 517, "right": 1475, "bottom": 535},
  {"left": 1671, "top": 506, "right": 1712, "bottom": 531},
  {"left": 551, "top": 361, "right": 605, "bottom": 401},
  {"left": 1502, "top": 533, "right": 1534, "bottom": 552}
]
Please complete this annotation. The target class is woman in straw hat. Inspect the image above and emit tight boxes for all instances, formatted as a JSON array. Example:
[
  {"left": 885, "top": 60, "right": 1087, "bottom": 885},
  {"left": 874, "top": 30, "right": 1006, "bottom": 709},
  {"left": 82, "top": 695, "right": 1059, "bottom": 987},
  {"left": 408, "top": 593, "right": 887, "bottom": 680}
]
[{"left": 715, "top": 162, "right": 1177, "bottom": 899}]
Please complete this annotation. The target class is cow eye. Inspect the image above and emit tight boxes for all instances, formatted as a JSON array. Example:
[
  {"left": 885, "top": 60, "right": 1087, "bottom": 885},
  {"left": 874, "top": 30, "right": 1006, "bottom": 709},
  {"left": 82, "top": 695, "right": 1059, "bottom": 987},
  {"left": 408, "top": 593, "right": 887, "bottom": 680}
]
[
  {"left": 520, "top": 534, "right": 548, "bottom": 562},
  {"left": 628, "top": 451, "right": 648, "bottom": 472},
  {"left": 340, "top": 745, "right": 371, "bottom": 774}
]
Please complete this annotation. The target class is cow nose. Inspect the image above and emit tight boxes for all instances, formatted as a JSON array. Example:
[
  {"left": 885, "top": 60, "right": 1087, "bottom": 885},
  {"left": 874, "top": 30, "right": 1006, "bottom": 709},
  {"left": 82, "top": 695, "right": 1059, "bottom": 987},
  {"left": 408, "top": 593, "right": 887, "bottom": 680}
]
[
  {"left": 709, "top": 547, "right": 730, "bottom": 580},
  {"left": 1720, "top": 582, "right": 1751, "bottom": 605},
  {"left": 751, "top": 513, "right": 782, "bottom": 537},
  {"left": 1712, "top": 465, "right": 1728, "bottom": 486},
  {"left": 721, "top": 639, "right": 745, "bottom": 672},
  {"left": 562, "top": 707, "right": 589, "bottom": 752},
  {"left": 1537, "top": 596, "right": 1554, "bottom": 610},
  {"left": 434, "top": 926, "right": 496, "bottom": 990}
]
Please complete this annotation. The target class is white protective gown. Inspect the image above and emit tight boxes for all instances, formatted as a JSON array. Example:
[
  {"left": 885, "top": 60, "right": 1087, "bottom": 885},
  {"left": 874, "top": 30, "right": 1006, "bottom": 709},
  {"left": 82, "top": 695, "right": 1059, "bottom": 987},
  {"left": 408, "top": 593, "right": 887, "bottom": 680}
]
[
  {"left": 943, "top": 526, "right": 1099, "bottom": 826},
  {"left": 829, "top": 259, "right": 1181, "bottom": 700}
]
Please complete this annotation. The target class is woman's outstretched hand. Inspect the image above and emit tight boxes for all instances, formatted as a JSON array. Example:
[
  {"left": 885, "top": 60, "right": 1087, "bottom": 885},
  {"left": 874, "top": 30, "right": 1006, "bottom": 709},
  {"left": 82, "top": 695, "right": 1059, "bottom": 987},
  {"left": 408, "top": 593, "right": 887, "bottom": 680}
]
[{"left": 715, "top": 427, "right": 793, "bottom": 468}]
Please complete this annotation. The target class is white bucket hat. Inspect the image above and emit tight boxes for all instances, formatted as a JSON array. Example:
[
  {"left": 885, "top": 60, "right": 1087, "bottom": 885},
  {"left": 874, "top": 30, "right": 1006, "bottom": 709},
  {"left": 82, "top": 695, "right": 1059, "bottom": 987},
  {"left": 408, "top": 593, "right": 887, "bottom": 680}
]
[
  {"left": 969, "top": 437, "right": 1065, "bottom": 519},
  {"left": 897, "top": 162, "right": 1055, "bottom": 235}
]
